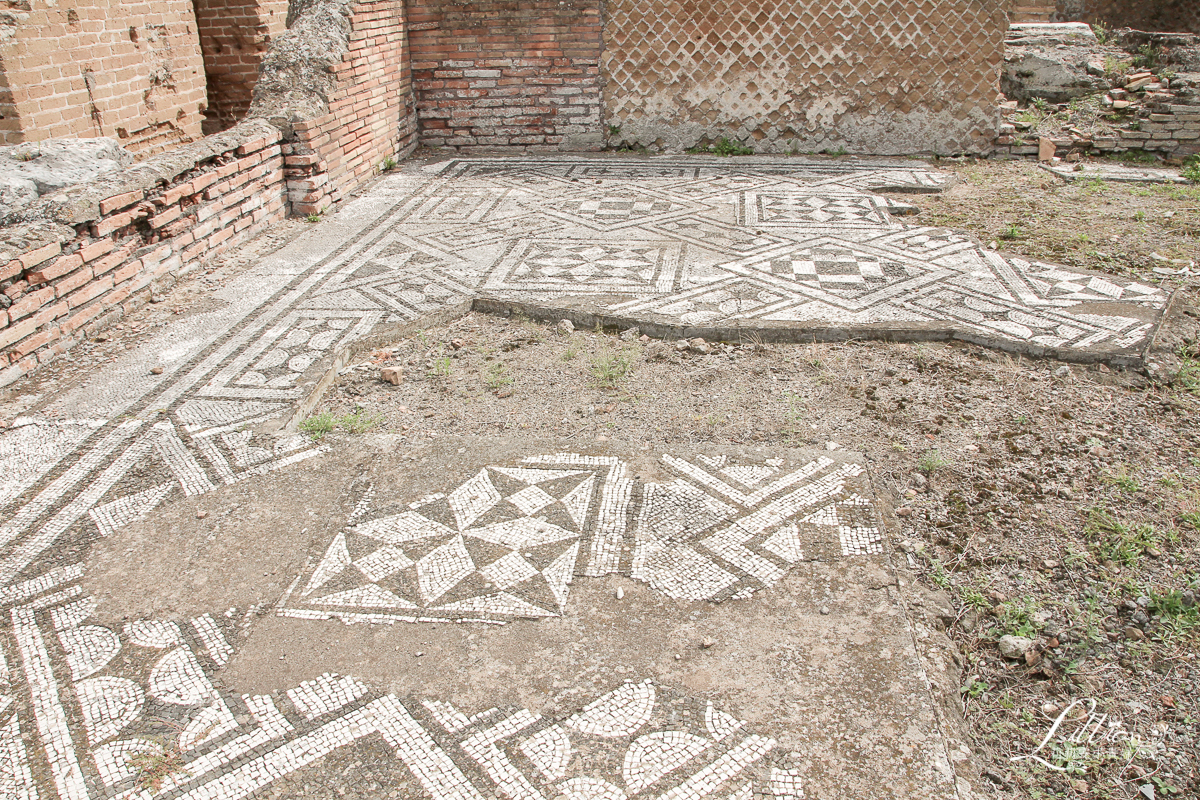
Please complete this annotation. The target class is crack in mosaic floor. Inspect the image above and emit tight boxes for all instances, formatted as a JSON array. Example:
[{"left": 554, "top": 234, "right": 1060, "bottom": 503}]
[{"left": 0, "top": 155, "right": 1110, "bottom": 799}]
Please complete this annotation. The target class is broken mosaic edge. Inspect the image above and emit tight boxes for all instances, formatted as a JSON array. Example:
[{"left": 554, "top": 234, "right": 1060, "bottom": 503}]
[{"left": 280, "top": 290, "right": 1174, "bottom": 433}]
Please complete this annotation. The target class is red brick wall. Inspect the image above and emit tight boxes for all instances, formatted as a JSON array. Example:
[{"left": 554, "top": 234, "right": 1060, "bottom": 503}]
[
  {"left": 406, "top": 0, "right": 603, "bottom": 151},
  {"left": 0, "top": 121, "right": 288, "bottom": 386},
  {"left": 194, "top": 0, "right": 290, "bottom": 134},
  {"left": 0, "top": 0, "right": 207, "bottom": 154},
  {"left": 279, "top": 0, "right": 419, "bottom": 216},
  {"left": 0, "top": 0, "right": 421, "bottom": 385}
]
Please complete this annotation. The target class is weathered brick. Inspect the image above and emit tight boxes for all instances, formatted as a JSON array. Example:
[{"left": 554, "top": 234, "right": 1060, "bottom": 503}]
[
  {"left": 28, "top": 253, "right": 83, "bottom": 284},
  {"left": 19, "top": 241, "right": 62, "bottom": 270},
  {"left": 99, "top": 189, "right": 145, "bottom": 215}
]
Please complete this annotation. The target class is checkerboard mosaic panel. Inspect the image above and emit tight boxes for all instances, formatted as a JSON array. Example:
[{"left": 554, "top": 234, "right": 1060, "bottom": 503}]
[{"left": 0, "top": 156, "right": 1168, "bottom": 799}]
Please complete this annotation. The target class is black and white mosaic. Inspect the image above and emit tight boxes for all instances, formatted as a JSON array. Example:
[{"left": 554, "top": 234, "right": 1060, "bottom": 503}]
[
  {"left": 1, "top": 156, "right": 1134, "bottom": 798},
  {"left": 2, "top": 570, "right": 808, "bottom": 800},
  {"left": 279, "top": 452, "right": 880, "bottom": 625}
]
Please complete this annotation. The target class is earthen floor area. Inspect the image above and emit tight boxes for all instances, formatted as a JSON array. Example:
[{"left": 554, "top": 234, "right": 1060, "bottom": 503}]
[{"left": 0, "top": 156, "right": 1175, "bottom": 800}]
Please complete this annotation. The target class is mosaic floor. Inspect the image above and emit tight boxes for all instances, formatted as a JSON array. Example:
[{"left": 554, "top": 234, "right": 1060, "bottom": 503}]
[{"left": 1, "top": 154, "right": 1138, "bottom": 799}]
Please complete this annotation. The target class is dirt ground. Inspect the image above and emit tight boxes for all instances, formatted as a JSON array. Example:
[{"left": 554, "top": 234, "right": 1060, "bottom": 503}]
[
  {"left": 888, "top": 159, "right": 1200, "bottom": 277},
  {"left": 306, "top": 310, "right": 1199, "bottom": 800},
  {"left": 2, "top": 158, "right": 1198, "bottom": 800}
]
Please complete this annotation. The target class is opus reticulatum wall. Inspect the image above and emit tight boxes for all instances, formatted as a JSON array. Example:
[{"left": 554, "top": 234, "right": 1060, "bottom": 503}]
[{"left": 601, "top": 0, "right": 1011, "bottom": 156}]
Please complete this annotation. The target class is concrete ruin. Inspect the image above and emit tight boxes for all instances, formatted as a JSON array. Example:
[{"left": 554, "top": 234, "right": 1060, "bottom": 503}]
[{"left": 1, "top": 1, "right": 1197, "bottom": 384}]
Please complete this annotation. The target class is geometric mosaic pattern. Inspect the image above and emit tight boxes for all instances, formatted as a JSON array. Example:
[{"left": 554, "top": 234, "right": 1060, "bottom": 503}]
[
  {"left": 2, "top": 570, "right": 803, "bottom": 800},
  {"left": 413, "top": 158, "right": 1164, "bottom": 355},
  {"left": 280, "top": 451, "right": 881, "bottom": 625},
  {"left": 0, "top": 156, "right": 1164, "bottom": 799}
]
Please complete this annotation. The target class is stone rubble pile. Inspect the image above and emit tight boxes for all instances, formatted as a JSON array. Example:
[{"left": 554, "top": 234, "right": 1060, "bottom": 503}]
[{"left": 995, "top": 27, "right": 1200, "bottom": 164}]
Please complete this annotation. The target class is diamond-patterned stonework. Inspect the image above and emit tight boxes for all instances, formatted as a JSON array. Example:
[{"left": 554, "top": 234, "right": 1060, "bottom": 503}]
[{"left": 602, "top": 0, "right": 1010, "bottom": 154}]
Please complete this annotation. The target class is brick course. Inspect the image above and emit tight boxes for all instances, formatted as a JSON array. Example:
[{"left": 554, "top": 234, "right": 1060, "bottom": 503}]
[
  {"left": 0, "top": 0, "right": 418, "bottom": 387},
  {"left": 0, "top": 0, "right": 207, "bottom": 154},
  {"left": 407, "top": 0, "right": 604, "bottom": 152}
]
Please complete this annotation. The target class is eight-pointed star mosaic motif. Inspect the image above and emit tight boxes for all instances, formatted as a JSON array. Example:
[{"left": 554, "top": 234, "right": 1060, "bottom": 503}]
[
  {"left": 281, "top": 451, "right": 880, "bottom": 625},
  {"left": 0, "top": 156, "right": 1162, "bottom": 800}
]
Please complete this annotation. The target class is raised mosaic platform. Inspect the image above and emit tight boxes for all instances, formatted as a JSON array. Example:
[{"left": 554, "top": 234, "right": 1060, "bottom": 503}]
[{"left": 2, "top": 155, "right": 1115, "bottom": 800}]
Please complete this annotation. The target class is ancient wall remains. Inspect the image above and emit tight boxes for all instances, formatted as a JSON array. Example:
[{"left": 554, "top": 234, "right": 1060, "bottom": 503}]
[
  {"left": 1055, "top": 2, "right": 1200, "bottom": 34},
  {"left": 0, "top": 121, "right": 287, "bottom": 386},
  {"left": 194, "top": 0, "right": 290, "bottom": 134},
  {"left": 250, "top": 0, "right": 417, "bottom": 215},
  {"left": 1010, "top": 4, "right": 1057, "bottom": 24},
  {"left": 0, "top": 0, "right": 418, "bottom": 386},
  {"left": 0, "top": 0, "right": 208, "bottom": 155},
  {"left": 601, "top": 0, "right": 1010, "bottom": 156},
  {"left": 406, "top": 0, "right": 603, "bottom": 151}
]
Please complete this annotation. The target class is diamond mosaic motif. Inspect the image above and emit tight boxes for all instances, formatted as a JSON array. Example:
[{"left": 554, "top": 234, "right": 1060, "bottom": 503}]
[
  {"left": 0, "top": 155, "right": 1168, "bottom": 800},
  {"left": 280, "top": 450, "right": 882, "bottom": 624}
]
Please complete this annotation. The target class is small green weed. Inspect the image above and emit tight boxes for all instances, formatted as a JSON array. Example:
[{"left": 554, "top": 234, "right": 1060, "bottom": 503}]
[
  {"left": 1176, "top": 349, "right": 1200, "bottom": 393},
  {"left": 781, "top": 389, "right": 805, "bottom": 442},
  {"left": 824, "top": 146, "right": 848, "bottom": 157},
  {"left": 927, "top": 556, "right": 951, "bottom": 589},
  {"left": 961, "top": 678, "right": 988, "bottom": 699},
  {"left": 428, "top": 356, "right": 452, "bottom": 379},
  {"left": 380, "top": 156, "right": 397, "bottom": 172},
  {"left": 992, "top": 595, "right": 1045, "bottom": 639},
  {"left": 299, "top": 411, "right": 336, "bottom": 439},
  {"left": 917, "top": 449, "right": 947, "bottom": 476},
  {"left": 608, "top": 124, "right": 621, "bottom": 137},
  {"left": 1094, "top": 21, "right": 1112, "bottom": 45},
  {"left": 712, "top": 137, "right": 754, "bottom": 156},
  {"left": 299, "top": 409, "right": 383, "bottom": 439},
  {"left": 1103, "top": 55, "right": 1131, "bottom": 75},
  {"left": 338, "top": 408, "right": 383, "bottom": 434},
  {"left": 1148, "top": 587, "right": 1200, "bottom": 628},
  {"left": 1102, "top": 463, "right": 1140, "bottom": 493},
  {"left": 128, "top": 746, "right": 189, "bottom": 793},
  {"left": 1086, "top": 509, "right": 1163, "bottom": 565},
  {"left": 999, "top": 222, "right": 1022, "bottom": 240},
  {"left": 688, "top": 137, "right": 753, "bottom": 157},
  {"left": 1117, "top": 149, "right": 1158, "bottom": 165},
  {"left": 1133, "top": 43, "right": 1161, "bottom": 69},
  {"left": 961, "top": 587, "right": 992, "bottom": 612},
  {"left": 590, "top": 349, "right": 634, "bottom": 388},
  {"left": 1184, "top": 155, "right": 1200, "bottom": 184},
  {"left": 484, "top": 362, "right": 514, "bottom": 390},
  {"left": 305, "top": 213, "right": 321, "bottom": 223}
]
